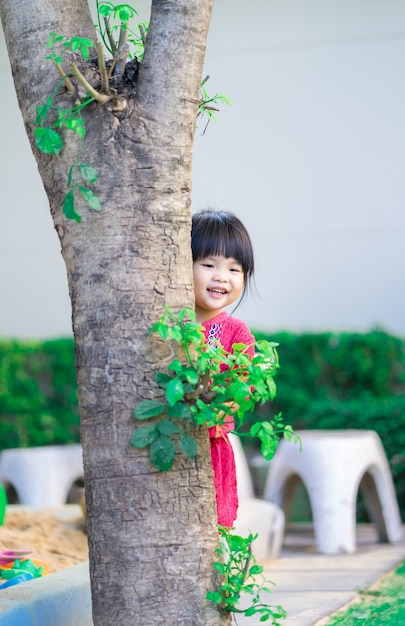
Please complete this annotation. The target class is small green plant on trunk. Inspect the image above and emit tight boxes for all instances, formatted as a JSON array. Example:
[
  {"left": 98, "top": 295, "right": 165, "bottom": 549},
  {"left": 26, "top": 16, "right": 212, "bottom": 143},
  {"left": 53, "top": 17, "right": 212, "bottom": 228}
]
[
  {"left": 207, "top": 527, "right": 287, "bottom": 624},
  {"left": 34, "top": 1, "right": 230, "bottom": 221},
  {"left": 131, "top": 307, "right": 299, "bottom": 471}
]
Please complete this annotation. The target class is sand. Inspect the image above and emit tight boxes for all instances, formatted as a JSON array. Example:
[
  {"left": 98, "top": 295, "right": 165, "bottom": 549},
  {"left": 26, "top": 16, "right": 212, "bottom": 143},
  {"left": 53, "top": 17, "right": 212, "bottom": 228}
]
[{"left": 0, "top": 505, "right": 88, "bottom": 574}]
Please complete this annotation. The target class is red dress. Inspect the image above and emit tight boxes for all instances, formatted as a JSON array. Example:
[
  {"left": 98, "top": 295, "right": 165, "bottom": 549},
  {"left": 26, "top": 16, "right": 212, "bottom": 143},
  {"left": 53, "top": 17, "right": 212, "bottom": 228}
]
[{"left": 201, "top": 311, "right": 255, "bottom": 528}]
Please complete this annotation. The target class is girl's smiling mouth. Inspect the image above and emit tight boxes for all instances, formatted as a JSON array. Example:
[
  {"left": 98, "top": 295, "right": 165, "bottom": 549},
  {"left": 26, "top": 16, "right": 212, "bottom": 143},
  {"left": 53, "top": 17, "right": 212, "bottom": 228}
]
[{"left": 208, "top": 287, "right": 228, "bottom": 295}]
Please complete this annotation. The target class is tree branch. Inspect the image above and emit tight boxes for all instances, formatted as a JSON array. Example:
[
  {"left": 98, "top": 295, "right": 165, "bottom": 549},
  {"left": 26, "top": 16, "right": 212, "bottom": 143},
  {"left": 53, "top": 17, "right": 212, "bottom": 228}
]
[
  {"left": 70, "top": 62, "right": 110, "bottom": 105},
  {"left": 55, "top": 64, "right": 75, "bottom": 93},
  {"left": 96, "top": 41, "right": 110, "bottom": 95},
  {"left": 108, "top": 43, "right": 129, "bottom": 79},
  {"left": 103, "top": 15, "right": 117, "bottom": 55}
]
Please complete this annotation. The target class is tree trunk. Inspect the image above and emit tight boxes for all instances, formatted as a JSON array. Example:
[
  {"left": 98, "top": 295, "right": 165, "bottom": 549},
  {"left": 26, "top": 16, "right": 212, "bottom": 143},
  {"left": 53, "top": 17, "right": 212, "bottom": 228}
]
[{"left": 0, "top": 0, "right": 229, "bottom": 623}]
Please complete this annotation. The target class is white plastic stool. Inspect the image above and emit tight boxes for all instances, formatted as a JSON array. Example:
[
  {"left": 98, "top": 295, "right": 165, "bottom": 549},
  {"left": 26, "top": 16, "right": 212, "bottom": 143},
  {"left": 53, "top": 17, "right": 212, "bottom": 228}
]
[
  {"left": 230, "top": 433, "right": 255, "bottom": 500},
  {"left": 263, "top": 430, "right": 403, "bottom": 554},
  {"left": 230, "top": 434, "right": 285, "bottom": 561},
  {"left": 234, "top": 498, "right": 285, "bottom": 562},
  {"left": 0, "top": 445, "right": 84, "bottom": 506}
]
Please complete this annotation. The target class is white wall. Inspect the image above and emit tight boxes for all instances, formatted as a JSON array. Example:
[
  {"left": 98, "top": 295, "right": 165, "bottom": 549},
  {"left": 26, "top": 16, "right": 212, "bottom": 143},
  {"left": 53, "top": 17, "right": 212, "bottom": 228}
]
[
  {"left": 193, "top": 0, "right": 405, "bottom": 335},
  {"left": 0, "top": 30, "right": 71, "bottom": 338},
  {"left": 1, "top": 1, "right": 404, "bottom": 338}
]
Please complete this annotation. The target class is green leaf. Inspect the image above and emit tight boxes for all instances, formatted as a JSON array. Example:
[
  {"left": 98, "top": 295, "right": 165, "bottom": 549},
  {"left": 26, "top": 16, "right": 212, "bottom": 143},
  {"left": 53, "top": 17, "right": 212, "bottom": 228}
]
[
  {"left": 206, "top": 591, "right": 223, "bottom": 604},
  {"left": 167, "top": 359, "right": 183, "bottom": 373},
  {"left": 245, "top": 607, "right": 259, "bottom": 617},
  {"left": 66, "top": 37, "right": 94, "bottom": 61},
  {"left": 34, "top": 127, "right": 64, "bottom": 156},
  {"left": 118, "top": 6, "right": 131, "bottom": 22},
  {"left": 213, "top": 561, "right": 226, "bottom": 574},
  {"left": 149, "top": 321, "right": 168, "bottom": 339},
  {"left": 98, "top": 3, "right": 114, "bottom": 17},
  {"left": 134, "top": 399, "right": 166, "bottom": 420},
  {"left": 167, "top": 403, "right": 193, "bottom": 420},
  {"left": 35, "top": 102, "right": 51, "bottom": 125},
  {"left": 79, "top": 163, "right": 99, "bottom": 183},
  {"left": 157, "top": 419, "right": 179, "bottom": 436},
  {"left": 283, "top": 428, "right": 302, "bottom": 450},
  {"left": 64, "top": 117, "right": 85, "bottom": 139},
  {"left": 233, "top": 383, "right": 252, "bottom": 405},
  {"left": 242, "top": 584, "right": 256, "bottom": 595},
  {"left": 150, "top": 435, "right": 176, "bottom": 472},
  {"left": 47, "top": 32, "right": 65, "bottom": 45},
  {"left": 180, "top": 434, "right": 197, "bottom": 459},
  {"left": 165, "top": 378, "right": 185, "bottom": 407},
  {"left": 116, "top": 4, "right": 138, "bottom": 22},
  {"left": 183, "top": 369, "right": 199, "bottom": 385},
  {"left": 62, "top": 189, "right": 81, "bottom": 223},
  {"left": 78, "top": 186, "right": 101, "bottom": 211},
  {"left": 153, "top": 372, "right": 172, "bottom": 388},
  {"left": 249, "top": 564, "right": 264, "bottom": 576},
  {"left": 232, "top": 342, "right": 251, "bottom": 354},
  {"left": 260, "top": 436, "right": 278, "bottom": 461},
  {"left": 130, "top": 423, "right": 158, "bottom": 448},
  {"left": 250, "top": 422, "right": 262, "bottom": 437},
  {"left": 226, "top": 533, "right": 248, "bottom": 552},
  {"left": 260, "top": 422, "right": 274, "bottom": 434},
  {"left": 266, "top": 376, "right": 277, "bottom": 400}
]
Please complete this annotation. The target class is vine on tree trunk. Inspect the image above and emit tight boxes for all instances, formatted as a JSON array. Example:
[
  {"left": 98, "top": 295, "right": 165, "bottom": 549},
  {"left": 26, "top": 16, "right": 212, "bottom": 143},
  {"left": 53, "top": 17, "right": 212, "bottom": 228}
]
[
  {"left": 208, "top": 527, "right": 287, "bottom": 624},
  {"left": 131, "top": 307, "right": 300, "bottom": 471}
]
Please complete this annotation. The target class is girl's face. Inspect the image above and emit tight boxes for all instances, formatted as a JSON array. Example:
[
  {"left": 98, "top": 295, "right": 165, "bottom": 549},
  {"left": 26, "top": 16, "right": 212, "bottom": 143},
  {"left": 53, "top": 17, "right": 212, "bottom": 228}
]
[{"left": 193, "top": 255, "right": 245, "bottom": 323}]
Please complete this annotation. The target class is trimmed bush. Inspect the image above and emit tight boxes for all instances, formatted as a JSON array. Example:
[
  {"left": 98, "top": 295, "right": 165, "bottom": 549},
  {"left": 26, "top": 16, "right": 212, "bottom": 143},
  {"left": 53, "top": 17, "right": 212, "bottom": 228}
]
[
  {"left": 0, "top": 330, "right": 404, "bottom": 516},
  {"left": 249, "top": 329, "right": 405, "bottom": 518},
  {"left": 0, "top": 338, "right": 79, "bottom": 449}
]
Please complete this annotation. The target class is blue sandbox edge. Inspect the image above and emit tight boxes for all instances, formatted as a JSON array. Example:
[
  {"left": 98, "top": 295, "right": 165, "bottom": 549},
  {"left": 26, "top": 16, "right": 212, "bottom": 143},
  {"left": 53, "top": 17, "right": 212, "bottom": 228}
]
[{"left": 0, "top": 561, "right": 92, "bottom": 626}]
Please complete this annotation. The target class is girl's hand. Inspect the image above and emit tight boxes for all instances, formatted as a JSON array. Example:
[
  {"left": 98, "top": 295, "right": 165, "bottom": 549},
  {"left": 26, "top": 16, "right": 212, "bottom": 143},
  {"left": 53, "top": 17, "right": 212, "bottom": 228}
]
[{"left": 208, "top": 401, "right": 239, "bottom": 438}]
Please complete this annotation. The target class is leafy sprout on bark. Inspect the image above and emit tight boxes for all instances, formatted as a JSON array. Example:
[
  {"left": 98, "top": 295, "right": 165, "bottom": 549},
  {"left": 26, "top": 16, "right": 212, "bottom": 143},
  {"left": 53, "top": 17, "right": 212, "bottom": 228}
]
[
  {"left": 131, "top": 307, "right": 300, "bottom": 472},
  {"left": 207, "top": 526, "right": 288, "bottom": 623},
  {"left": 198, "top": 75, "right": 231, "bottom": 134},
  {"left": 34, "top": 2, "right": 231, "bottom": 222}
]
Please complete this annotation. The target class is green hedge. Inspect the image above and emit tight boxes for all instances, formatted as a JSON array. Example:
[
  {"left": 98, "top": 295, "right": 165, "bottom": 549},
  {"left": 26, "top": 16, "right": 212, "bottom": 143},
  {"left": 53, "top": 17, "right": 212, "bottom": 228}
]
[
  {"left": 0, "top": 331, "right": 404, "bottom": 516},
  {"left": 0, "top": 338, "right": 79, "bottom": 449},
  {"left": 250, "top": 329, "right": 405, "bottom": 519}
]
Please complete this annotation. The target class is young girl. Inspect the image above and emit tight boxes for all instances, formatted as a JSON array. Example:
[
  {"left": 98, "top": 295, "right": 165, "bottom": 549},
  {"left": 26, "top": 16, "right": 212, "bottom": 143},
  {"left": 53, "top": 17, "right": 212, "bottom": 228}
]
[{"left": 191, "top": 209, "right": 255, "bottom": 528}]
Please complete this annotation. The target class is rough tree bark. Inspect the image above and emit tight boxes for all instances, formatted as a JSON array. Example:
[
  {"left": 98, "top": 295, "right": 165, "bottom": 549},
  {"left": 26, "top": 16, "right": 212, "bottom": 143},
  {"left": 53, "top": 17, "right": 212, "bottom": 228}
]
[{"left": 0, "top": 0, "right": 230, "bottom": 623}]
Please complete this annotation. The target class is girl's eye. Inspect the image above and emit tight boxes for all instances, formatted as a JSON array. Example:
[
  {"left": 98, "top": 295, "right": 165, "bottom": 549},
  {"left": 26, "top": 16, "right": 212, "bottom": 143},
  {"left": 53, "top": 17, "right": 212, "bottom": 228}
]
[
  {"left": 230, "top": 267, "right": 242, "bottom": 273},
  {"left": 202, "top": 263, "right": 214, "bottom": 268}
]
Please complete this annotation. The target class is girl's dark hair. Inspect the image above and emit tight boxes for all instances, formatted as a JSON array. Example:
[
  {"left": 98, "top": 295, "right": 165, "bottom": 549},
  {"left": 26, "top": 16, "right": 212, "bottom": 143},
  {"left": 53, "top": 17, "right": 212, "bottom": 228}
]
[{"left": 191, "top": 209, "right": 255, "bottom": 302}]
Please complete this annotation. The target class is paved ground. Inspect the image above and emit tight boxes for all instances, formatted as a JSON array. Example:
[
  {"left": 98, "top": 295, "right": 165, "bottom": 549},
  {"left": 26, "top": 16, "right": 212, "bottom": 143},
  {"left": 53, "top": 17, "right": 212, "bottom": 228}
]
[{"left": 236, "top": 523, "right": 405, "bottom": 626}]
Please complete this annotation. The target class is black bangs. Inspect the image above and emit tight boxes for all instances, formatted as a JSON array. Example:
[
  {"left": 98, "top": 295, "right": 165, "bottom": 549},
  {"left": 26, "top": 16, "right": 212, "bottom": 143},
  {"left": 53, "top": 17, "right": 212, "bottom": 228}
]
[{"left": 191, "top": 210, "right": 255, "bottom": 280}]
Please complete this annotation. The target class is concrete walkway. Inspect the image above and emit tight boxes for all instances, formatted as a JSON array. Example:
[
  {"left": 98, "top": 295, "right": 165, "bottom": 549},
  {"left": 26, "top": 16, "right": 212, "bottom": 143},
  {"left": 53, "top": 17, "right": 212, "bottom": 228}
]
[
  {"left": 236, "top": 523, "right": 405, "bottom": 626},
  {"left": 1, "top": 510, "right": 404, "bottom": 625}
]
